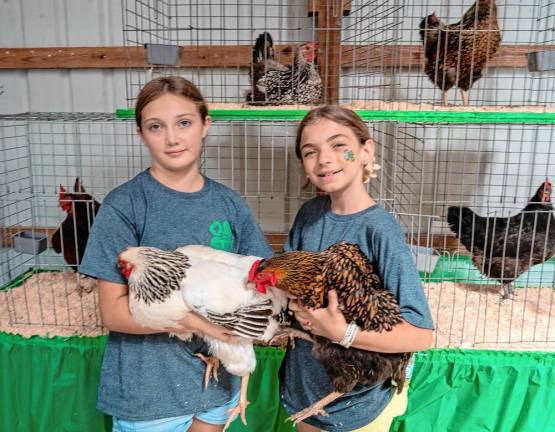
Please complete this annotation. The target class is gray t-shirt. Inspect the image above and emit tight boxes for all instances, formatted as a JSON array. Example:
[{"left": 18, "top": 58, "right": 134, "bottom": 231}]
[
  {"left": 80, "top": 169, "right": 273, "bottom": 421},
  {"left": 280, "top": 195, "right": 434, "bottom": 432}
]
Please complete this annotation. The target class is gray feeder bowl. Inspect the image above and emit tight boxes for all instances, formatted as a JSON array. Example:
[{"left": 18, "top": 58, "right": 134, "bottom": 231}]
[
  {"left": 12, "top": 231, "right": 48, "bottom": 255},
  {"left": 410, "top": 245, "right": 440, "bottom": 274}
]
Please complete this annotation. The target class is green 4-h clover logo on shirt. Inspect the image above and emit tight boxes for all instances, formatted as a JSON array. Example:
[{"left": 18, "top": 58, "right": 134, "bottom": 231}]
[{"left": 209, "top": 220, "right": 234, "bottom": 252}]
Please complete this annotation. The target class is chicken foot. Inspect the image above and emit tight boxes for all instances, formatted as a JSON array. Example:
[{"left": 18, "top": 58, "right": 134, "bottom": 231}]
[
  {"left": 223, "top": 374, "right": 250, "bottom": 431},
  {"left": 501, "top": 283, "right": 516, "bottom": 301},
  {"left": 460, "top": 89, "right": 470, "bottom": 106},
  {"left": 442, "top": 91, "right": 449, "bottom": 106},
  {"left": 268, "top": 327, "right": 314, "bottom": 348},
  {"left": 288, "top": 391, "right": 344, "bottom": 425},
  {"left": 195, "top": 353, "right": 220, "bottom": 389}
]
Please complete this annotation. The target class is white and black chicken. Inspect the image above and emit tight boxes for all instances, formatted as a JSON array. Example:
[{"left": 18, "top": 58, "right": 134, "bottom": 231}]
[
  {"left": 117, "top": 244, "right": 288, "bottom": 429},
  {"left": 246, "top": 31, "right": 322, "bottom": 105}
]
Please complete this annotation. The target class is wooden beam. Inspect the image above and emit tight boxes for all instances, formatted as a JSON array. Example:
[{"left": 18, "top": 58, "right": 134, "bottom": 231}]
[
  {"left": 340, "top": 44, "right": 555, "bottom": 69},
  {"left": 1, "top": 226, "right": 58, "bottom": 249},
  {"left": 308, "top": 0, "right": 351, "bottom": 16},
  {"left": 0, "top": 45, "right": 290, "bottom": 69},
  {"left": 0, "top": 47, "right": 146, "bottom": 69},
  {"left": 0, "top": 45, "right": 551, "bottom": 70},
  {"left": 310, "top": 0, "right": 346, "bottom": 104},
  {"left": 2, "top": 225, "right": 467, "bottom": 255}
]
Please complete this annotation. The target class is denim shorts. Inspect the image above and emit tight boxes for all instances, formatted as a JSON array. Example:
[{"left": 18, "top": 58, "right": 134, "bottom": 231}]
[{"left": 112, "top": 392, "right": 240, "bottom": 432}]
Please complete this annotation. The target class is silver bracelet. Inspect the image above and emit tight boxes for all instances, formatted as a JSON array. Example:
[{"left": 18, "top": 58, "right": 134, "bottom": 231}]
[{"left": 337, "top": 322, "right": 359, "bottom": 348}]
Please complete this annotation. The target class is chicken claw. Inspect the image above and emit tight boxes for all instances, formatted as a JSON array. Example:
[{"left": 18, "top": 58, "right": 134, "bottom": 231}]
[
  {"left": 287, "top": 391, "right": 343, "bottom": 425},
  {"left": 195, "top": 353, "right": 220, "bottom": 389},
  {"left": 501, "top": 283, "right": 517, "bottom": 301},
  {"left": 223, "top": 374, "right": 250, "bottom": 431},
  {"left": 269, "top": 327, "right": 314, "bottom": 348}
]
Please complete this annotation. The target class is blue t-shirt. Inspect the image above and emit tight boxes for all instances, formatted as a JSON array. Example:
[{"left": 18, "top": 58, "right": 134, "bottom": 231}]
[
  {"left": 80, "top": 169, "right": 273, "bottom": 421},
  {"left": 280, "top": 195, "right": 434, "bottom": 432}
]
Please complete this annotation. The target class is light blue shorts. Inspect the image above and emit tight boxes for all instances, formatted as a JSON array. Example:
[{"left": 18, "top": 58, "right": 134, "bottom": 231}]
[{"left": 112, "top": 392, "right": 240, "bottom": 432}]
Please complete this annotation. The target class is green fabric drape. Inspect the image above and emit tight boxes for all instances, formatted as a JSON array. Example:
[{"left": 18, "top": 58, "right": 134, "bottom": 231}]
[
  {"left": 3, "top": 332, "right": 554, "bottom": 432},
  {"left": 229, "top": 346, "right": 295, "bottom": 432},
  {"left": 0, "top": 332, "right": 294, "bottom": 432},
  {"left": 0, "top": 332, "right": 111, "bottom": 432},
  {"left": 390, "top": 349, "right": 555, "bottom": 432}
]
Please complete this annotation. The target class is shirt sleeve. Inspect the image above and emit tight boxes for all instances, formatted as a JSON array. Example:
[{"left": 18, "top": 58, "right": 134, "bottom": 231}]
[
  {"left": 369, "top": 221, "right": 434, "bottom": 330},
  {"left": 80, "top": 202, "right": 139, "bottom": 284}
]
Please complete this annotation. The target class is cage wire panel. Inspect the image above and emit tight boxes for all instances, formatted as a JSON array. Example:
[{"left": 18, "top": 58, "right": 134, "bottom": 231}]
[
  {"left": 380, "top": 121, "right": 555, "bottom": 350},
  {"left": 0, "top": 113, "right": 310, "bottom": 283},
  {"left": 122, "top": 0, "right": 319, "bottom": 104},
  {"left": 1, "top": 114, "right": 554, "bottom": 348},
  {"left": 122, "top": 0, "right": 554, "bottom": 107}
]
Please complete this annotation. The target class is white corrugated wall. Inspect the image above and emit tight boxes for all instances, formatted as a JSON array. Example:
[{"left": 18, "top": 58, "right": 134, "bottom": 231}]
[{"left": 0, "top": 0, "right": 126, "bottom": 114}]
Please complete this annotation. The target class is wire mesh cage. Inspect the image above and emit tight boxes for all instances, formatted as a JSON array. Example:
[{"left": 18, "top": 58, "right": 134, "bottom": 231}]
[
  {"left": 383, "top": 121, "right": 555, "bottom": 350},
  {"left": 1, "top": 113, "right": 554, "bottom": 349},
  {"left": 121, "top": 0, "right": 555, "bottom": 108}
]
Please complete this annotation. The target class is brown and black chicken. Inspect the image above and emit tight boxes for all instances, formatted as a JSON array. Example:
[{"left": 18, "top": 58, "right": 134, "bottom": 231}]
[
  {"left": 420, "top": 0, "right": 501, "bottom": 106},
  {"left": 447, "top": 180, "right": 555, "bottom": 299},
  {"left": 51, "top": 178, "right": 100, "bottom": 272},
  {"left": 248, "top": 241, "right": 411, "bottom": 424},
  {"left": 246, "top": 31, "right": 322, "bottom": 105}
]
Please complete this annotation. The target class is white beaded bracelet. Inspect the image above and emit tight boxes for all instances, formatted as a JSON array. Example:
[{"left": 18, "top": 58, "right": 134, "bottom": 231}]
[{"left": 337, "top": 322, "right": 360, "bottom": 349}]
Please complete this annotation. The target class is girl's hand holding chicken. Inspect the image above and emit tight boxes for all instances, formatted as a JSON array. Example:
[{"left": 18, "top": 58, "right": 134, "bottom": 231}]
[
  {"left": 290, "top": 290, "right": 347, "bottom": 343},
  {"left": 170, "top": 311, "right": 240, "bottom": 344},
  {"left": 289, "top": 288, "right": 433, "bottom": 355}
]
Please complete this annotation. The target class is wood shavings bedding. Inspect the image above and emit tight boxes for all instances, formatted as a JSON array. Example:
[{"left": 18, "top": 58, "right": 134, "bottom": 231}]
[
  {"left": 1, "top": 273, "right": 553, "bottom": 351},
  {"left": 0, "top": 272, "right": 106, "bottom": 338}
]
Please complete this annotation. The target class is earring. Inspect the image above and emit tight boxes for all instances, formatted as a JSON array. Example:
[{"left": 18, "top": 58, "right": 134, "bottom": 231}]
[
  {"left": 363, "top": 160, "right": 381, "bottom": 183},
  {"left": 369, "top": 160, "right": 381, "bottom": 178}
]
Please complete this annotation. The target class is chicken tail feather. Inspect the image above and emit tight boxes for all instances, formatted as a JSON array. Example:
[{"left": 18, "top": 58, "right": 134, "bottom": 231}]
[{"left": 252, "top": 32, "right": 274, "bottom": 64}]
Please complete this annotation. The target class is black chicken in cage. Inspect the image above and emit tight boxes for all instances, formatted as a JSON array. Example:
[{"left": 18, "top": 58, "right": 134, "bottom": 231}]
[
  {"left": 447, "top": 180, "right": 555, "bottom": 300},
  {"left": 51, "top": 177, "right": 101, "bottom": 272}
]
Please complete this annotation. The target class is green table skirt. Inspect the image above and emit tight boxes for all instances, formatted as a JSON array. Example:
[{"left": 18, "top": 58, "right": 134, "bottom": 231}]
[
  {"left": 0, "top": 332, "right": 293, "bottom": 432},
  {"left": 2, "top": 333, "right": 554, "bottom": 432},
  {"left": 391, "top": 349, "right": 555, "bottom": 432}
]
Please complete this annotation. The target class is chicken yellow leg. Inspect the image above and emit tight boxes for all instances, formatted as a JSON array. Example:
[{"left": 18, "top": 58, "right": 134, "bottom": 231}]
[
  {"left": 223, "top": 374, "right": 250, "bottom": 431},
  {"left": 288, "top": 391, "right": 344, "bottom": 425},
  {"left": 442, "top": 91, "right": 449, "bottom": 106},
  {"left": 195, "top": 353, "right": 220, "bottom": 389},
  {"left": 461, "top": 89, "right": 469, "bottom": 106}
]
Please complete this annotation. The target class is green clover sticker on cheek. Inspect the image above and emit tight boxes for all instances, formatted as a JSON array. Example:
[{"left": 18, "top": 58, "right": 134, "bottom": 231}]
[{"left": 344, "top": 149, "right": 355, "bottom": 161}]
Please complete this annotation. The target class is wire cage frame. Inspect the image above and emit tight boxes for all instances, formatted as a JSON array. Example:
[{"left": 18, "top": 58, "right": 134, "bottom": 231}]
[
  {"left": 121, "top": 0, "right": 555, "bottom": 108},
  {"left": 1, "top": 112, "right": 554, "bottom": 349}
]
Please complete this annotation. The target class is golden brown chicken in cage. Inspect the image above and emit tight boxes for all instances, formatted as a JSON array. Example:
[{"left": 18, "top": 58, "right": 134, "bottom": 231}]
[
  {"left": 419, "top": 0, "right": 501, "bottom": 106},
  {"left": 248, "top": 241, "right": 411, "bottom": 424}
]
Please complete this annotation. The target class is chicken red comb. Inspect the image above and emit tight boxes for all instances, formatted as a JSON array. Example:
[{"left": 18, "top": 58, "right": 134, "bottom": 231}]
[
  {"left": 248, "top": 260, "right": 261, "bottom": 282},
  {"left": 58, "top": 184, "right": 73, "bottom": 213},
  {"left": 247, "top": 260, "right": 277, "bottom": 294}
]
